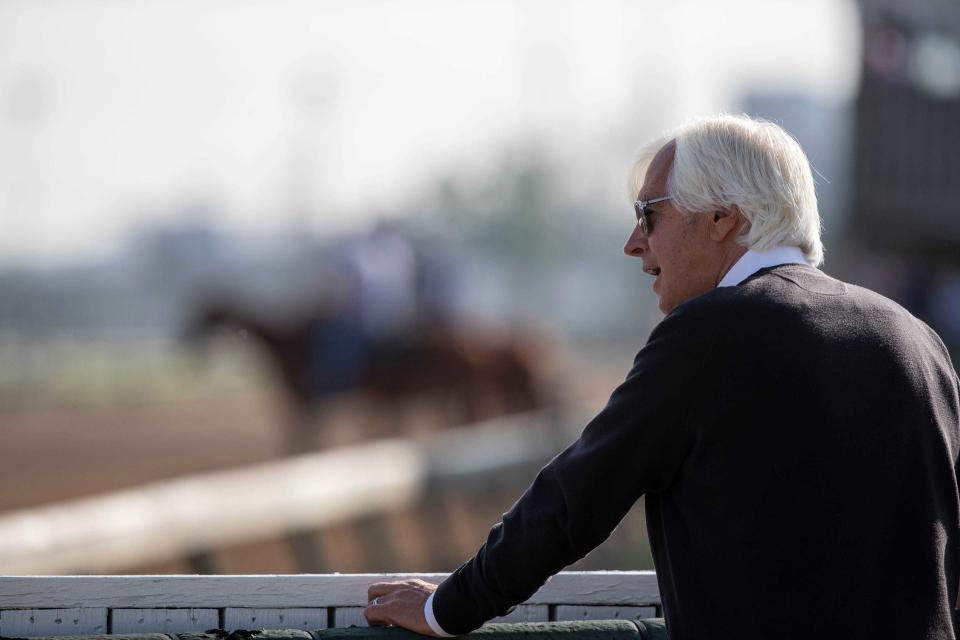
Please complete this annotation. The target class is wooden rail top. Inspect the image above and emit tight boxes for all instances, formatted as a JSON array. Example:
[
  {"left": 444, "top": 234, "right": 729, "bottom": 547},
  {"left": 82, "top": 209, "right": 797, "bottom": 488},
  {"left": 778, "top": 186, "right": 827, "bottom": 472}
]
[{"left": 0, "top": 572, "right": 661, "bottom": 638}]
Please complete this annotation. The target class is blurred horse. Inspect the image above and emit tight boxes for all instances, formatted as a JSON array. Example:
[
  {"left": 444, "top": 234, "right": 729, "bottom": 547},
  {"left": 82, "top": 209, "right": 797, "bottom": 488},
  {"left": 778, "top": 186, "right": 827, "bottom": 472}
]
[{"left": 181, "top": 297, "right": 549, "bottom": 453}]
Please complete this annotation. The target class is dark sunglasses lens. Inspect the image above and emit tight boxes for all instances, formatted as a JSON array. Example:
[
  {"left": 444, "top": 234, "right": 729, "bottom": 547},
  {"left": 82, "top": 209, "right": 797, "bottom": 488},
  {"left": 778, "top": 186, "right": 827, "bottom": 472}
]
[{"left": 634, "top": 203, "right": 649, "bottom": 234}]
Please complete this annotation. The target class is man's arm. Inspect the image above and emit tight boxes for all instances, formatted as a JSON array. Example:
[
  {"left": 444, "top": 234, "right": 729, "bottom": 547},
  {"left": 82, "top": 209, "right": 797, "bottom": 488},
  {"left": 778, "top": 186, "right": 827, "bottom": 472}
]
[{"left": 366, "top": 302, "right": 711, "bottom": 634}]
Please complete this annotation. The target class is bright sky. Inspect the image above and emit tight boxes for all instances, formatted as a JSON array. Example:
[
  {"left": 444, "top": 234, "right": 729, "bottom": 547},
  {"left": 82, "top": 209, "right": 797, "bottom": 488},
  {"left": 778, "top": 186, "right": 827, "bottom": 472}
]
[{"left": 0, "top": 0, "right": 860, "bottom": 266}]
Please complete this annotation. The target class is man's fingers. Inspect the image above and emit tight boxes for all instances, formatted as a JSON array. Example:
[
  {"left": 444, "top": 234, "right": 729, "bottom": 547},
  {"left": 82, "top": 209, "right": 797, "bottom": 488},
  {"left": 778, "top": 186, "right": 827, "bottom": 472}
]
[
  {"left": 367, "top": 579, "right": 432, "bottom": 602},
  {"left": 367, "top": 581, "right": 401, "bottom": 601},
  {"left": 364, "top": 601, "right": 391, "bottom": 627}
]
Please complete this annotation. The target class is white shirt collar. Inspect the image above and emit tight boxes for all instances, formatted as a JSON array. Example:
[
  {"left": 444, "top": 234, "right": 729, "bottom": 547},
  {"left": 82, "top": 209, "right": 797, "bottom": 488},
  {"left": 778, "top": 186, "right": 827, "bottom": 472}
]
[{"left": 717, "top": 246, "right": 810, "bottom": 288}]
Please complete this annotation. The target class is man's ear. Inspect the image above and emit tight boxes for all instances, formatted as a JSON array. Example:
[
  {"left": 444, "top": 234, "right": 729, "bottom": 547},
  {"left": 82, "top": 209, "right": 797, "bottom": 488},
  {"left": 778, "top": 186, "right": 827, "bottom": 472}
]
[{"left": 709, "top": 206, "right": 743, "bottom": 242}]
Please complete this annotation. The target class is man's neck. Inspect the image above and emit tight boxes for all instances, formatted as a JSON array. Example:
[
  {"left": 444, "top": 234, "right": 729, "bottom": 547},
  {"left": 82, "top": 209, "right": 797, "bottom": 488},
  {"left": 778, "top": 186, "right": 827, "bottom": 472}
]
[{"left": 713, "top": 245, "right": 748, "bottom": 288}]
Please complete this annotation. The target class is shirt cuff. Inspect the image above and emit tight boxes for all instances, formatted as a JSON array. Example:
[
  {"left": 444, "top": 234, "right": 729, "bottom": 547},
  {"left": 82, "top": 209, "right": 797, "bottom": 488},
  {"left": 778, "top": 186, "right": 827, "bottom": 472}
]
[{"left": 425, "top": 591, "right": 456, "bottom": 637}]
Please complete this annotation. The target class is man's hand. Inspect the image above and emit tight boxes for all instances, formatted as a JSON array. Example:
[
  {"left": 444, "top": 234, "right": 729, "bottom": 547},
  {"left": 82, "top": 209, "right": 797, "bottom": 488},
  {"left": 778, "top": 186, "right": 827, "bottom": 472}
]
[{"left": 363, "top": 578, "right": 441, "bottom": 636}]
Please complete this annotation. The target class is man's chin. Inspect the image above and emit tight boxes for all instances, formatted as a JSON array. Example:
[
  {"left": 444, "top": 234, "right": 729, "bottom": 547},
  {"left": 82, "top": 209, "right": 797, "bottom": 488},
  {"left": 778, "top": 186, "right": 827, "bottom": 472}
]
[
  {"left": 657, "top": 292, "right": 680, "bottom": 315},
  {"left": 653, "top": 282, "right": 670, "bottom": 314}
]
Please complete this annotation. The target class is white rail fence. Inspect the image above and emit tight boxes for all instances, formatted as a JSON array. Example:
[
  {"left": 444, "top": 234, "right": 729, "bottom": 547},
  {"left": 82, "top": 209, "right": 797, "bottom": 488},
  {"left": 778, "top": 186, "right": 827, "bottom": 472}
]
[
  {"left": 0, "top": 410, "right": 584, "bottom": 575},
  {"left": 0, "top": 572, "right": 662, "bottom": 637}
]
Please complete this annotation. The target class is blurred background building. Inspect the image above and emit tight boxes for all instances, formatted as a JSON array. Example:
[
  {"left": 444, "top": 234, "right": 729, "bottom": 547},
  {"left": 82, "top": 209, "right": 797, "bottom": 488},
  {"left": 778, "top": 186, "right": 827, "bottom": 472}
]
[{"left": 0, "top": 0, "right": 957, "bottom": 576}]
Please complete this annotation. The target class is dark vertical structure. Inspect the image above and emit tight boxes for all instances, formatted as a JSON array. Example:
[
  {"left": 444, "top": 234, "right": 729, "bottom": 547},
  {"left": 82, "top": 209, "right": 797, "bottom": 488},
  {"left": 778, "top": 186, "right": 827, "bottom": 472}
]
[{"left": 853, "top": 0, "right": 960, "bottom": 258}]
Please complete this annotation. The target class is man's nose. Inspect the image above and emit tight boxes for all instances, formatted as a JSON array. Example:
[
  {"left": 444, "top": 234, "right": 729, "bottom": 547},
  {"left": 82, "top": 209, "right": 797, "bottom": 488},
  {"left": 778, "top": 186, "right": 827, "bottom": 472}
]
[{"left": 623, "top": 224, "right": 647, "bottom": 257}]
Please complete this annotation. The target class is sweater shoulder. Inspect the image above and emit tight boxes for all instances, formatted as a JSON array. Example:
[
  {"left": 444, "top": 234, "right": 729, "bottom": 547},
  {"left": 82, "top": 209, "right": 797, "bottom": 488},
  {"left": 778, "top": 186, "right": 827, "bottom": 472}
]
[{"left": 668, "top": 265, "right": 943, "bottom": 349}]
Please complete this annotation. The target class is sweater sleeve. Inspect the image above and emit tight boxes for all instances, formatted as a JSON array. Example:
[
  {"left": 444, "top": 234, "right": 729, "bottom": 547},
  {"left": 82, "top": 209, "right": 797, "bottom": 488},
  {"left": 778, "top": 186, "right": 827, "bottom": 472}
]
[{"left": 431, "top": 304, "right": 707, "bottom": 634}]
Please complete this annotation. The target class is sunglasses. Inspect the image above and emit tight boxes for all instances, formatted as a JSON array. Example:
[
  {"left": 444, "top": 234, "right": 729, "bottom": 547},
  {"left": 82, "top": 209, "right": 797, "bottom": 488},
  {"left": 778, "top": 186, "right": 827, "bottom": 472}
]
[{"left": 633, "top": 195, "right": 672, "bottom": 236}]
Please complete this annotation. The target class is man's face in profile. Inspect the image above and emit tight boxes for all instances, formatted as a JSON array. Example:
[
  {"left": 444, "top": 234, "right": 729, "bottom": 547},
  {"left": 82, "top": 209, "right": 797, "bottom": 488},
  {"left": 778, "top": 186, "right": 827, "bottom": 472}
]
[{"left": 623, "top": 142, "right": 726, "bottom": 314}]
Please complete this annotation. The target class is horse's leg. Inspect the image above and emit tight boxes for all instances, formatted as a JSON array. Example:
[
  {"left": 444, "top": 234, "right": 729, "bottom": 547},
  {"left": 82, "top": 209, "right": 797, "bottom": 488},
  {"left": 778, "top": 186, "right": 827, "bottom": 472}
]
[
  {"left": 444, "top": 382, "right": 479, "bottom": 427},
  {"left": 280, "top": 401, "right": 317, "bottom": 455},
  {"left": 505, "top": 372, "right": 540, "bottom": 414},
  {"left": 279, "top": 403, "right": 326, "bottom": 571},
  {"left": 285, "top": 529, "right": 324, "bottom": 572}
]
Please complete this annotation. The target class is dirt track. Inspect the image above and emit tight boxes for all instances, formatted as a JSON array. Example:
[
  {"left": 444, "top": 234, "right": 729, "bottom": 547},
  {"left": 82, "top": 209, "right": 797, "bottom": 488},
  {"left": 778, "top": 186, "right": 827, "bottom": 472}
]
[{"left": 1, "top": 392, "right": 282, "bottom": 512}]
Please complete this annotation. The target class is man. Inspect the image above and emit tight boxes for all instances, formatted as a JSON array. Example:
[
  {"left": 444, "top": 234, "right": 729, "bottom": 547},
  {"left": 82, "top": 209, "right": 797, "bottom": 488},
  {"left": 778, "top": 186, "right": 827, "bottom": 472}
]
[{"left": 363, "top": 115, "right": 960, "bottom": 638}]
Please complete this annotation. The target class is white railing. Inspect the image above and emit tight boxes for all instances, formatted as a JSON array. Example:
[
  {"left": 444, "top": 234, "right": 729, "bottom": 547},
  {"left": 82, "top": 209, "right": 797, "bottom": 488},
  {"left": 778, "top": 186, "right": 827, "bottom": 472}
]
[
  {"left": 0, "top": 572, "right": 661, "bottom": 637},
  {"left": 0, "top": 410, "right": 583, "bottom": 575}
]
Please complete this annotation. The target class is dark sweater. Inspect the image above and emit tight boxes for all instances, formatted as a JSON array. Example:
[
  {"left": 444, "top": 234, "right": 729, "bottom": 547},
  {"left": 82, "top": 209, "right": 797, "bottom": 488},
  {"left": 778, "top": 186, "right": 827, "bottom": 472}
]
[{"left": 432, "top": 265, "right": 960, "bottom": 639}]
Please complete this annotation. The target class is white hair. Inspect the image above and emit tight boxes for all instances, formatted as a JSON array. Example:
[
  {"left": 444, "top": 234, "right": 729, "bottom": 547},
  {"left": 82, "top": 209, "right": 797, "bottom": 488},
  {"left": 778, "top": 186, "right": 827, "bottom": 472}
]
[{"left": 629, "top": 114, "right": 824, "bottom": 267}]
